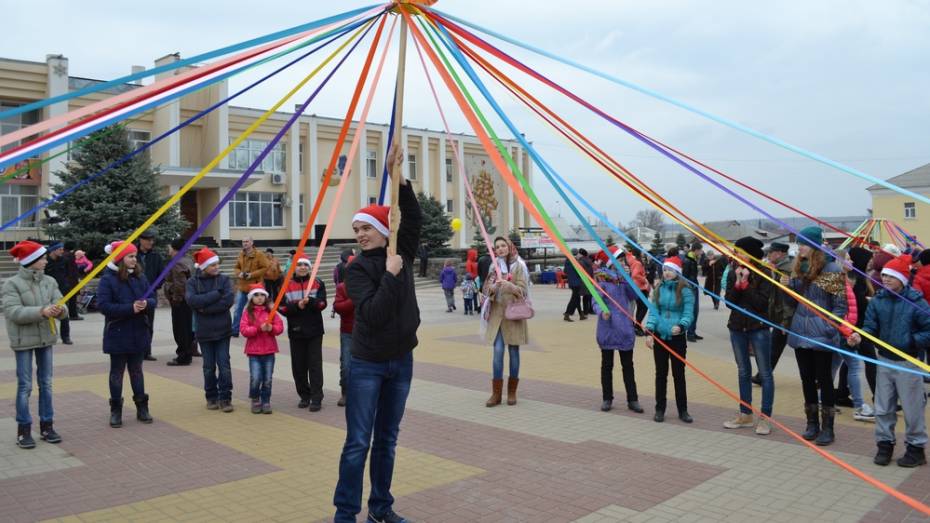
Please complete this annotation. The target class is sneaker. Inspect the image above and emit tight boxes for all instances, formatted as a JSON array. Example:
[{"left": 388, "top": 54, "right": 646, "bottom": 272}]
[
  {"left": 166, "top": 358, "right": 191, "bottom": 366},
  {"left": 723, "top": 413, "right": 754, "bottom": 429},
  {"left": 755, "top": 418, "right": 772, "bottom": 435},
  {"left": 220, "top": 400, "right": 234, "bottom": 413},
  {"left": 853, "top": 404, "right": 875, "bottom": 422},
  {"left": 262, "top": 404, "right": 272, "bottom": 414},
  {"left": 62, "top": 338, "right": 73, "bottom": 345},
  {"left": 251, "top": 401, "right": 262, "bottom": 414},
  {"left": 367, "top": 509, "right": 409, "bottom": 523},
  {"left": 206, "top": 400, "right": 219, "bottom": 410},
  {"left": 309, "top": 399, "right": 322, "bottom": 412}
]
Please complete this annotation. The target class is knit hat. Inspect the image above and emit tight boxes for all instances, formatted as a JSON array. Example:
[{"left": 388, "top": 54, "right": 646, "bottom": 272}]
[
  {"left": 734, "top": 236, "right": 764, "bottom": 260},
  {"left": 352, "top": 204, "right": 390, "bottom": 237},
  {"left": 919, "top": 249, "right": 930, "bottom": 267},
  {"left": 104, "top": 241, "right": 138, "bottom": 270},
  {"left": 9, "top": 240, "right": 47, "bottom": 267},
  {"left": 193, "top": 247, "right": 219, "bottom": 270},
  {"left": 848, "top": 246, "right": 873, "bottom": 273},
  {"left": 882, "top": 244, "right": 902, "bottom": 257},
  {"left": 247, "top": 283, "right": 268, "bottom": 300},
  {"left": 798, "top": 226, "right": 823, "bottom": 247},
  {"left": 881, "top": 255, "right": 912, "bottom": 286},
  {"left": 663, "top": 255, "right": 683, "bottom": 274},
  {"left": 47, "top": 242, "right": 64, "bottom": 252},
  {"left": 872, "top": 251, "right": 894, "bottom": 273}
]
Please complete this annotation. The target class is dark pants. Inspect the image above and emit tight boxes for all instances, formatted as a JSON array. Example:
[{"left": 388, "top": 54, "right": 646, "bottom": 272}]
[
  {"left": 795, "top": 348, "right": 834, "bottom": 406},
  {"left": 565, "top": 286, "right": 581, "bottom": 316},
  {"left": 654, "top": 334, "right": 687, "bottom": 413},
  {"left": 200, "top": 338, "right": 232, "bottom": 402},
  {"left": 144, "top": 306, "right": 156, "bottom": 357},
  {"left": 687, "top": 287, "right": 699, "bottom": 337},
  {"left": 602, "top": 350, "right": 637, "bottom": 402},
  {"left": 109, "top": 353, "right": 145, "bottom": 400},
  {"left": 419, "top": 257, "right": 428, "bottom": 277},
  {"left": 59, "top": 317, "right": 70, "bottom": 342},
  {"left": 67, "top": 296, "right": 79, "bottom": 319},
  {"left": 634, "top": 294, "right": 648, "bottom": 329},
  {"left": 290, "top": 336, "right": 324, "bottom": 402},
  {"left": 334, "top": 352, "right": 413, "bottom": 522},
  {"left": 837, "top": 339, "right": 877, "bottom": 400},
  {"left": 582, "top": 294, "right": 593, "bottom": 315},
  {"left": 770, "top": 329, "right": 789, "bottom": 370},
  {"left": 170, "top": 302, "right": 196, "bottom": 363},
  {"left": 464, "top": 295, "right": 474, "bottom": 314}
]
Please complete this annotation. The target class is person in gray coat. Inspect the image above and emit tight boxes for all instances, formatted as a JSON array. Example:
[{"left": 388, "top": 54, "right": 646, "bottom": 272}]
[{"left": 2, "top": 241, "right": 68, "bottom": 449}]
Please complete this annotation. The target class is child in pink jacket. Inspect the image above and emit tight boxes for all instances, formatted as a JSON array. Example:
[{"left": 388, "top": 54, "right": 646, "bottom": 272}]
[{"left": 240, "top": 284, "right": 284, "bottom": 414}]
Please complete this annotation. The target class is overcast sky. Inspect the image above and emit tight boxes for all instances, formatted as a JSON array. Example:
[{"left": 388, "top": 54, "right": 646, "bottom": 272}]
[{"left": 4, "top": 1, "right": 929, "bottom": 227}]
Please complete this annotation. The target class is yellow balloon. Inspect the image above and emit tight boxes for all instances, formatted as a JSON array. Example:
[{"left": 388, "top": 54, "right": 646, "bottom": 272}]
[{"left": 451, "top": 218, "right": 462, "bottom": 232}]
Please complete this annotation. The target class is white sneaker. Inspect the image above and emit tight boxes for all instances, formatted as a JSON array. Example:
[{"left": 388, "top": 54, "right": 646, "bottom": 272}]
[
  {"left": 854, "top": 404, "right": 875, "bottom": 422},
  {"left": 723, "top": 413, "right": 754, "bottom": 429},
  {"left": 755, "top": 418, "right": 772, "bottom": 435}
]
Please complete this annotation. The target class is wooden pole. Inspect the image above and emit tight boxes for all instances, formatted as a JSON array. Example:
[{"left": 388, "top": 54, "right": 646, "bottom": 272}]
[{"left": 387, "top": 8, "right": 408, "bottom": 256}]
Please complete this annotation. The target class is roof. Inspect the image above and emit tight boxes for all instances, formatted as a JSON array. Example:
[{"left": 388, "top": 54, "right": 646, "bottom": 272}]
[{"left": 867, "top": 163, "right": 930, "bottom": 191}]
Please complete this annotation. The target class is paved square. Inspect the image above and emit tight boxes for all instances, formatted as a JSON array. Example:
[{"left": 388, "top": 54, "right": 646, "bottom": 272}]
[{"left": 0, "top": 285, "right": 928, "bottom": 522}]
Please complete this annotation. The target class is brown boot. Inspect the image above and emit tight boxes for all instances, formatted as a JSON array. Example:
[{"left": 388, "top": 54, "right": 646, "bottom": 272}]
[
  {"left": 486, "top": 379, "right": 503, "bottom": 407},
  {"left": 507, "top": 377, "right": 519, "bottom": 405}
]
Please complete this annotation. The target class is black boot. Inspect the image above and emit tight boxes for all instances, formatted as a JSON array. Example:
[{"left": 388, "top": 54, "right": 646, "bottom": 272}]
[
  {"left": 16, "top": 424, "right": 35, "bottom": 449},
  {"left": 39, "top": 421, "right": 61, "bottom": 444},
  {"left": 815, "top": 406, "right": 835, "bottom": 446},
  {"left": 874, "top": 441, "right": 894, "bottom": 466},
  {"left": 897, "top": 444, "right": 927, "bottom": 468},
  {"left": 802, "top": 404, "right": 819, "bottom": 441},
  {"left": 109, "top": 398, "right": 123, "bottom": 428},
  {"left": 134, "top": 394, "right": 153, "bottom": 424}
]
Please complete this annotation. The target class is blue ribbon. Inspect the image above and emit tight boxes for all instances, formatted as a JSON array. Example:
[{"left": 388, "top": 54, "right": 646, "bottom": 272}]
[
  {"left": 0, "top": 4, "right": 381, "bottom": 121},
  {"left": 0, "top": 15, "right": 373, "bottom": 232},
  {"left": 378, "top": 83, "right": 398, "bottom": 205}
]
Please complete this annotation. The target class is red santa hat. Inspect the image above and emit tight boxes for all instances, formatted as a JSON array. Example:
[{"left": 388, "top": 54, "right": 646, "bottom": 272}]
[
  {"left": 663, "top": 255, "right": 683, "bottom": 274},
  {"left": 193, "top": 247, "right": 219, "bottom": 270},
  {"left": 352, "top": 204, "right": 390, "bottom": 237},
  {"left": 247, "top": 283, "right": 268, "bottom": 300},
  {"left": 9, "top": 240, "right": 47, "bottom": 267},
  {"left": 104, "top": 241, "right": 138, "bottom": 270},
  {"left": 881, "top": 254, "right": 912, "bottom": 286},
  {"left": 294, "top": 250, "right": 312, "bottom": 267}
]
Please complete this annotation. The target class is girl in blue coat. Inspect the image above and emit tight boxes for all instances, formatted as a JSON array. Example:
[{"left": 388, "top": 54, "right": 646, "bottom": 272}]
[
  {"left": 97, "top": 241, "right": 156, "bottom": 428},
  {"left": 593, "top": 265, "right": 642, "bottom": 414},
  {"left": 644, "top": 255, "right": 695, "bottom": 423}
]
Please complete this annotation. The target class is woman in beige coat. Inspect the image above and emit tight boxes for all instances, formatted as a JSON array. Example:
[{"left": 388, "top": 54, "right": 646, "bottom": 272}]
[{"left": 483, "top": 237, "right": 529, "bottom": 407}]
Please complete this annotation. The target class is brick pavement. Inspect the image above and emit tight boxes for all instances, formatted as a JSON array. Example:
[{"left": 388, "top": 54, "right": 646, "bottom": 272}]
[{"left": 0, "top": 285, "right": 926, "bottom": 522}]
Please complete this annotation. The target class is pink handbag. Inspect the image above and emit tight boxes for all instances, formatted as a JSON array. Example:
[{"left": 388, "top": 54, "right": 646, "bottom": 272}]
[{"left": 505, "top": 298, "right": 534, "bottom": 320}]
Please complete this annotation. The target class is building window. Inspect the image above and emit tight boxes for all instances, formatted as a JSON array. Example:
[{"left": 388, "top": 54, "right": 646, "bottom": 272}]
[
  {"left": 905, "top": 202, "right": 917, "bottom": 220},
  {"left": 299, "top": 143, "right": 304, "bottom": 175},
  {"left": 369, "top": 196, "right": 377, "bottom": 205},
  {"left": 407, "top": 153, "right": 417, "bottom": 180},
  {"left": 445, "top": 158, "right": 453, "bottom": 182},
  {"left": 366, "top": 150, "right": 378, "bottom": 178},
  {"left": 0, "top": 184, "right": 38, "bottom": 228},
  {"left": 0, "top": 100, "right": 40, "bottom": 153},
  {"left": 299, "top": 194, "right": 305, "bottom": 223},
  {"left": 128, "top": 129, "right": 151, "bottom": 152},
  {"left": 229, "top": 191, "right": 284, "bottom": 228},
  {"left": 446, "top": 199, "right": 453, "bottom": 213},
  {"left": 228, "top": 139, "right": 286, "bottom": 173}
]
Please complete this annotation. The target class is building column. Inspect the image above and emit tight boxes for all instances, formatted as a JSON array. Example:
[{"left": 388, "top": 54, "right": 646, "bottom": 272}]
[
  {"left": 456, "top": 138, "right": 467, "bottom": 248},
  {"left": 380, "top": 127, "right": 389, "bottom": 203},
  {"left": 438, "top": 136, "right": 447, "bottom": 214},
  {"left": 421, "top": 134, "right": 430, "bottom": 196},
  {"left": 288, "top": 123, "right": 300, "bottom": 239},
  {"left": 308, "top": 118, "right": 319, "bottom": 239},
  {"left": 357, "top": 127, "right": 367, "bottom": 209},
  {"left": 218, "top": 187, "right": 230, "bottom": 242},
  {"left": 44, "top": 55, "right": 69, "bottom": 195},
  {"left": 152, "top": 54, "right": 181, "bottom": 167}
]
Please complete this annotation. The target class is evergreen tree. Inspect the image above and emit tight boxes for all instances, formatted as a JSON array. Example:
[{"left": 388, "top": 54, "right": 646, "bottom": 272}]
[
  {"left": 471, "top": 228, "right": 489, "bottom": 256},
  {"left": 605, "top": 235, "right": 615, "bottom": 247},
  {"left": 650, "top": 231, "right": 664, "bottom": 254},
  {"left": 675, "top": 233, "right": 687, "bottom": 251},
  {"left": 45, "top": 126, "right": 188, "bottom": 262},
  {"left": 416, "top": 191, "right": 453, "bottom": 255}
]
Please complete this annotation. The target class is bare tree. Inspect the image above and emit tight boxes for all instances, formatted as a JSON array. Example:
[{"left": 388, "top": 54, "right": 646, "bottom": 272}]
[{"left": 630, "top": 209, "right": 665, "bottom": 233}]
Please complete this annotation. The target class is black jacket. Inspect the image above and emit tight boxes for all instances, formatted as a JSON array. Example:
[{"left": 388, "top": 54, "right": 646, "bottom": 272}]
[
  {"left": 45, "top": 254, "right": 79, "bottom": 293},
  {"left": 138, "top": 248, "right": 165, "bottom": 290},
  {"left": 682, "top": 253, "right": 700, "bottom": 284},
  {"left": 281, "top": 275, "right": 327, "bottom": 339},
  {"left": 725, "top": 264, "right": 773, "bottom": 332},
  {"left": 347, "top": 182, "right": 422, "bottom": 362},
  {"left": 185, "top": 271, "right": 235, "bottom": 342}
]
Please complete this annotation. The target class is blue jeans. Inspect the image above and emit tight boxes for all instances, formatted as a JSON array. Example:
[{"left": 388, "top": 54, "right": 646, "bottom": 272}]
[
  {"left": 248, "top": 355, "right": 275, "bottom": 404},
  {"left": 730, "top": 328, "right": 774, "bottom": 416},
  {"left": 492, "top": 330, "right": 520, "bottom": 380},
  {"left": 231, "top": 291, "right": 248, "bottom": 335},
  {"left": 200, "top": 338, "right": 232, "bottom": 402},
  {"left": 339, "top": 332, "right": 353, "bottom": 390},
  {"left": 333, "top": 352, "right": 414, "bottom": 522},
  {"left": 15, "top": 347, "right": 53, "bottom": 425},
  {"left": 832, "top": 348, "right": 864, "bottom": 408}
]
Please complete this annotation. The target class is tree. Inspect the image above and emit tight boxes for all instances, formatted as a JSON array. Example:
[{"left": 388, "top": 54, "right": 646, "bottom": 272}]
[
  {"left": 416, "top": 192, "right": 453, "bottom": 255},
  {"left": 605, "top": 235, "right": 615, "bottom": 247},
  {"left": 675, "top": 233, "right": 687, "bottom": 250},
  {"left": 45, "top": 126, "right": 188, "bottom": 262},
  {"left": 650, "top": 231, "right": 664, "bottom": 254},
  {"left": 630, "top": 209, "right": 665, "bottom": 232}
]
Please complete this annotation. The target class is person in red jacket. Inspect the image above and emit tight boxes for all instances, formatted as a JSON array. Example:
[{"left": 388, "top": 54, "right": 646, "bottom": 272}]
[
  {"left": 280, "top": 254, "right": 327, "bottom": 412},
  {"left": 239, "top": 284, "right": 284, "bottom": 414},
  {"left": 911, "top": 250, "right": 930, "bottom": 305},
  {"left": 465, "top": 249, "right": 479, "bottom": 312},
  {"left": 333, "top": 256, "right": 356, "bottom": 407}
]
